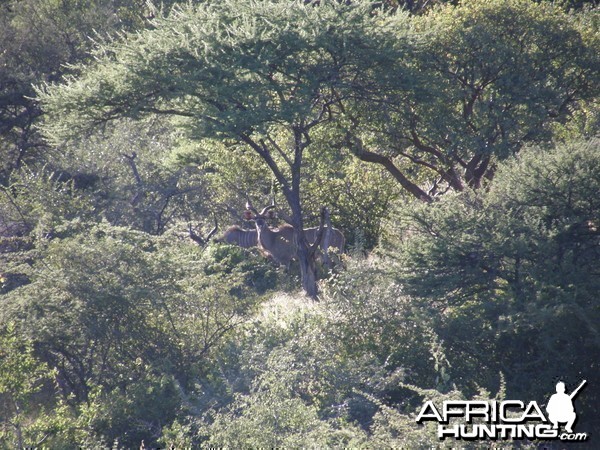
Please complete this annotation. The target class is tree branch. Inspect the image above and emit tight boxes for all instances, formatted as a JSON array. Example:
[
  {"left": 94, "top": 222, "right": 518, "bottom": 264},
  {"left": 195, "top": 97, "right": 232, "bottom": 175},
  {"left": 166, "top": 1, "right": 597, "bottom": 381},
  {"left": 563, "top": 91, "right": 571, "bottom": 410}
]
[
  {"left": 348, "top": 135, "right": 433, "bottom": 203},
  {"left": 238, "top": 132, "right": 292, "bottom": 197},
  {"left": 262, "top": 137, "right": 293, "bottom": 169},
  {"left": 121, "top": 152, "right": 145, "bottom": 206}
]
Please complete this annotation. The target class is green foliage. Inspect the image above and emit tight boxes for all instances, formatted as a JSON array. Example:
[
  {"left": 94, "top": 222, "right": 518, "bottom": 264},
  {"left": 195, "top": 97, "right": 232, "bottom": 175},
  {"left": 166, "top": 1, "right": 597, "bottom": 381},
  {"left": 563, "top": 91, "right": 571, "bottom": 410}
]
[
  {"left": 1, "top": 0, "right": 598, "bottom": 445},
  {"left": 174, "top": 129, "right": 399, "bottom": 250},
  {"left": 2, "top": 224, "right": 181, "bottom": 397},
  {"left": 424, "top": 0, "right": 599, "bottom": 153},
  {"left": 0, "top": 166, "right": 102, "bottom": 298},
  {"left": 0, "top": 0, "right": 169, "bottom": 185},
  {"left": 196, "top": 293, "right": 520, "bottom": 448},
  {"left": 201, "top": 243, "right": 278, "bottom": 294},
  {"left": 0, "top": 118, "right": 214, "bottom": 251},
  {"left": 0, "top": 323, "right": 49, "bottom": 406},
  {"left": 172, "top": 137, "right": 274, "bottom": 221},
  {"left": 0, "top": 323, "right": 56, "bottom": 448},
  {"left": 35, "top": 0, "right": 599, "bottom": 290},
  {"left": 323, "top": 262, "right": 438, "bottom": 391},
  {"left": 0, "top": 221, "right": 274, "bottom": 447},
  {"left": 36, "top": 0, "right": 423, "bottom": 296},
  {"left": 346, "top": 0, "right": 600, "bottom": 198},
  {"left": 387, "top": 138, "right": 600, "bottom": 305},
  {"left": 4, "top": 166, "right": 99, "bottom": 236},
  {"left": 196, "top": 295, "right": 391, "bottom": 446},
  {"left": 37, "top": 0, "right": 409, "bottom": 144},
  {"left": 303, "top": 142, "right": 401, "bottom": 249},
  {"left": 204, "top": 382, "right": 349, "bottom": 448},
  {"left": 382, "top": 138, "right": 600, "bottom": 429},
  {"left": 76, "top": 373, "right": 181, "bottom": 447},
  {"left": 57, "top": 119, "right": 212, "bottom": 235}
]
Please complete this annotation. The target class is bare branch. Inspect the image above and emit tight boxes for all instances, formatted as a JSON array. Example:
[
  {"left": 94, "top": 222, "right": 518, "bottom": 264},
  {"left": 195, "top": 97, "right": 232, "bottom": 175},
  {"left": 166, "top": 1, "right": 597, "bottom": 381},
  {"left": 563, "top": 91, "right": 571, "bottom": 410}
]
[
  {"left": 121, "top": 152, "right": 145, "bottom": 206},
  {"left": 188, "top": 216, "right": 218, "bottom": 246},
  {"left": 261, "top": 137, "right": 293, "bottom": 168},
  {"left": 348, "top": 135, "right": 433, "bottom": 203}
]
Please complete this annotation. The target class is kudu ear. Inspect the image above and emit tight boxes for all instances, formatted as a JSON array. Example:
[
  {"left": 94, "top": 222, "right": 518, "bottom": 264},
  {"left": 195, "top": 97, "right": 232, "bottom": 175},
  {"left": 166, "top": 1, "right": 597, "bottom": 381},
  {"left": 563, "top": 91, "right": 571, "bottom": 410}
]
[
  {"left": 266, "top": 210, "right": 277, "bottom": 220},
  {"left": 243, "top": 209, "right": 254, "bottom": 220}
]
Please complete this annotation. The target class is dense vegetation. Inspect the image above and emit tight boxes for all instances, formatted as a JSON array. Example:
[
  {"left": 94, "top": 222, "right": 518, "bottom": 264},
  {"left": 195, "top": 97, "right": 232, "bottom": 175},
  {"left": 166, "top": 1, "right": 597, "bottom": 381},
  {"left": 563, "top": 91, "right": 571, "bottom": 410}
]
[{"left": 1, "top": 0, "right": 598, "bottom": 447}]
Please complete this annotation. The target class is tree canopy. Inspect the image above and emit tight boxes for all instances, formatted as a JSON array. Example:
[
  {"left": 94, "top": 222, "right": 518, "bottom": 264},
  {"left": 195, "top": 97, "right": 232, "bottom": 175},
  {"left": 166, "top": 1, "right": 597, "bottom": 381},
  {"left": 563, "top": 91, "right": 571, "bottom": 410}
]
[
  {"left": 345, "top": 0, "right": 599, "bottom": 198},
  {"left": 38, "top": 0, "right": 422, "bottom": 296},
  {"left": 39, "top": 0, "right": 599, "bottom": 202},
  {"left": 0, "top": 0, "right": 598, "bottom": 446}
]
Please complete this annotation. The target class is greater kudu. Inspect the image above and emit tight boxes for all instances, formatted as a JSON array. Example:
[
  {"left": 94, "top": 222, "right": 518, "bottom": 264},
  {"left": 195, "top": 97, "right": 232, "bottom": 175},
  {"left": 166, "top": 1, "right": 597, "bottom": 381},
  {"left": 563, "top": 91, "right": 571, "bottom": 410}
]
[
  {"left": 245, "top": 202, "right": 296, "bottom": 267},
  {"left": 304, "top": 227, "right": 345, "bottom": 254},
  {"left": 245, "top": 200, "right": 344, "bottom": 268}
]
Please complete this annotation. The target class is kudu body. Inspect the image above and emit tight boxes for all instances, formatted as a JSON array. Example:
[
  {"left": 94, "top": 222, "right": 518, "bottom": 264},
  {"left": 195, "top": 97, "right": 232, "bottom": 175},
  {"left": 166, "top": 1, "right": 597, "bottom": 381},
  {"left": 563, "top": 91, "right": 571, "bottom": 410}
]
[
  {"left": 304, "top": 227, "right": 345, "bottom": 253},
  {"left": 221, "top": 226, "right": 258, "bottom": 248},
  {"left": 248, "top": 203, "right": 296, "bottom": 267}
]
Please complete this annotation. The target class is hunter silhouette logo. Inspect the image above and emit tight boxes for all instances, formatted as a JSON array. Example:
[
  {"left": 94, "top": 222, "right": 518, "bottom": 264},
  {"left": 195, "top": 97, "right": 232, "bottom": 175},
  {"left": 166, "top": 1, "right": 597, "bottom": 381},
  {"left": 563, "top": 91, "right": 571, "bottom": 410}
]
[
  {"left": 416, "top": 379, "right": 588, "bottom": 442},
  {"left": 546, "top": 380, "right": 586, "bottom": 433}
]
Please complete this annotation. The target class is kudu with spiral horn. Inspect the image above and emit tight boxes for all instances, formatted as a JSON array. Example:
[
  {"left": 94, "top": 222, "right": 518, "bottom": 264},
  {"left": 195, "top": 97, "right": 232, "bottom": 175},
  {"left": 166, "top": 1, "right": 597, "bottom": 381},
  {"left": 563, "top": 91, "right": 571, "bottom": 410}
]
[
  {"left": 245, "top": 199, "right": 297, "bottom": 268},
  {"left": 245, "top": 199, "right": 344, "bottom": 269}
]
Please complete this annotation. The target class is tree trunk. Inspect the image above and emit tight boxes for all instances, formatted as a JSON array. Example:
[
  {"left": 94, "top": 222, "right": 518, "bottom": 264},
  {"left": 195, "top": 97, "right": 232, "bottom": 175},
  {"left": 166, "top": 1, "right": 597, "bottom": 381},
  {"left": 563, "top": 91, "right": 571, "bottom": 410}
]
[
  {"left": 286, "top": 188, "right": 319, "bottom": 299},
  {"left": 297, "top": 236, "right": 318, "bottom": 298},
  {"left": 321, "top": 208, "right": 332, "bottom": 271}
]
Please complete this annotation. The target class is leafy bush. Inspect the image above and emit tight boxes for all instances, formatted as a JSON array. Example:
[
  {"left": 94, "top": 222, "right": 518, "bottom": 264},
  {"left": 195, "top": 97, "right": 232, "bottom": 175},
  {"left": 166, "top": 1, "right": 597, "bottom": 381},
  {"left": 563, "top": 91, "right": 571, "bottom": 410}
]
[
  {"left": 381, "top": 138, "right": 600, "bottom": 431},
  {"left": 0, "top": 221, "right": 273, "bottom": 447}
]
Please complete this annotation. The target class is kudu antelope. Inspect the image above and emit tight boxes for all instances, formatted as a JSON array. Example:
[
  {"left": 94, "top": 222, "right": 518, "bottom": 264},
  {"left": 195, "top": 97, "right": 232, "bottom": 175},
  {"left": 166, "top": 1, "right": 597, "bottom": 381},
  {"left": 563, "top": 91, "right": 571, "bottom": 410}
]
[
  {"left": 245, "top": 200, "right": 344, "bottom": 268},
  {"left": 188, "top": 219, "right": 218, "bottom": 246},
  {"left": 246, "top": 202, "right": 296, "bottom": 267}
]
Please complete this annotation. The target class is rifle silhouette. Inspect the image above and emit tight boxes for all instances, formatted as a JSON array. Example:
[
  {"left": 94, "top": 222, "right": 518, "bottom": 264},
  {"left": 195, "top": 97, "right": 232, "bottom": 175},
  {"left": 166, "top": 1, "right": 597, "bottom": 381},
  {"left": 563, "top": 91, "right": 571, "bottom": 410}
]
[{"left": 569, "top": 380, "right": 587, "bottom": 400}]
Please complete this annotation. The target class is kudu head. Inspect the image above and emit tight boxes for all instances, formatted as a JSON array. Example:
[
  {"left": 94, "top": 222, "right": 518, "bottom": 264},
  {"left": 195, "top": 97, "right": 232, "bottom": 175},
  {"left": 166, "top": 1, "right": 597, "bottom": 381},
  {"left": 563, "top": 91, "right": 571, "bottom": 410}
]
[
  {"left": 244, "top": 198, "right": 296, "bottom": 268},
  {"left": 188, "top": 216, "right": 218, "bottom": 246},
  {"left": 244, "top": 199, "right": 277, "bottom": 229}
]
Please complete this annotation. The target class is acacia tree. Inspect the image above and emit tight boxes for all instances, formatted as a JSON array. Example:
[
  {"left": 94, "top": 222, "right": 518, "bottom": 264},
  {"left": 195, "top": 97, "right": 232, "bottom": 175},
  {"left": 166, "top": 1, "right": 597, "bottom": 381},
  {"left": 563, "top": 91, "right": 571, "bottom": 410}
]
[
  {"left": 345, "top": 0, "right": 599, "bottom": 201},
  {"left": 38, "top": 0, "right": 418, "bottom": 297},
  {"left": 0, "top": 0, "right": 170, "bottom": 186}
]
